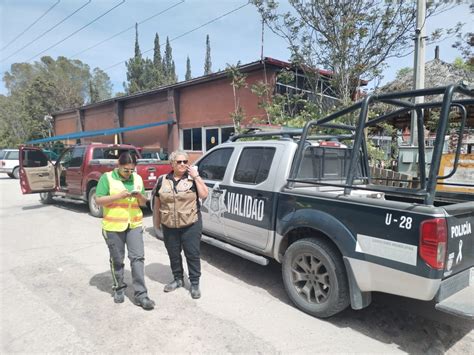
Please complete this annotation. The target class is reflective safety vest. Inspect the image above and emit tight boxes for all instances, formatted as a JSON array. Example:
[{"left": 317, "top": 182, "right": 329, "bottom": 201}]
[{"left": 102, "top": 171, "right": 143, "bottom": 232}]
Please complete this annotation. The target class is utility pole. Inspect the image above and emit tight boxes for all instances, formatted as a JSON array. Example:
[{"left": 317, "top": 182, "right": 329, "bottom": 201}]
[{"left": 411, "top": 0, "right": 426, "bottom": 145}]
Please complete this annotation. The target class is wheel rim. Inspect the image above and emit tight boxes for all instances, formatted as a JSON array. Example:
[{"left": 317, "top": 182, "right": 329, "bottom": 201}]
[
  {"left": 290, "top": 253, "right": 330, "bottom": 304},
  {"left": 13, "top": 168, "right": 19, "bottom": 179},
  {"left": 40, "top": 192, "right": 48, "bottom": 199}
]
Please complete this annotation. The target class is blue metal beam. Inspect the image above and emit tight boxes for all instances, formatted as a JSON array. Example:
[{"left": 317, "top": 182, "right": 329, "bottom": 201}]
[{"left": 26, "top": 119, "right": 175, "bottom": 144}]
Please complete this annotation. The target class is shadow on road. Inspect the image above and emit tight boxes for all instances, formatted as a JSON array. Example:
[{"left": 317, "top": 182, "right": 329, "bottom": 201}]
[
  {"left": 145, "top": 262, "right": 174, "bottom": 285},
  {"left": 90, "top": 270, "right": 140, "bottom": 304}
]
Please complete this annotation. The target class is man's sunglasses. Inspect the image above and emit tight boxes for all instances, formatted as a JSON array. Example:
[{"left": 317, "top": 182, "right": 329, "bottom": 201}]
[{"left": 175, "top": 160, "right": 188, "bottom": 165}]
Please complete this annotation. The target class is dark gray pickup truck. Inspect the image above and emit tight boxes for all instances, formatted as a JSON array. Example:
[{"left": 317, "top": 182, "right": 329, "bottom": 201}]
[{"left": 156, "top": 85, "right": 474, "bottom": 318}]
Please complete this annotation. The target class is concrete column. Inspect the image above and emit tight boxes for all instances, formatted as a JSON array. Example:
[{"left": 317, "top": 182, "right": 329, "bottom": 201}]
[
  {"left": 113, "top": 100, "right": 124, "bottom": 144},
  {"left": 167, "top": 89, "right": 179, "bottom": 153},
  {"left": 76, "top": 109, "right": 85, "bottom": 144}
]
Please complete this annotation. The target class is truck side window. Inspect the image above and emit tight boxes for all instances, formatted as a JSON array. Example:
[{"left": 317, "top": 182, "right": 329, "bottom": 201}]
[
  {"left": 198, "top": 148, "right": 233, "bottom": 181},
  {"left": 234, "top": 147, "right": 275, "bottom": 184},
  {"left": 68, "top": 147, "right": 86, "bottom": 168},
  {"left": 92, "top": 148, "right": 105, "bottom": 159}
]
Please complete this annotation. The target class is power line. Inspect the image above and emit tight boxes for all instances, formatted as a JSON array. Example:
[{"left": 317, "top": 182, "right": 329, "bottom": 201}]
[
  {"left": 104, "top": 1, "right": 250, "bottom": 71},
  {"left": 71, "top": 0, "right": 184, "bottom": 58},
  {"left": 27, "top": 0, "right": 126, "bottom": 62},
  {"left": 2, "top": 0, "right": 92, "bottom": 63},
  {"left": 1, "top": 0, "right": 61, "bottom": 51}
]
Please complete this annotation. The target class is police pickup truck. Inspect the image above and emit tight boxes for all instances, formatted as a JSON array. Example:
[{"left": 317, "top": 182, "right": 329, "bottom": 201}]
[{"left": 159, "top": 85, "right": 474, "bottom": 318}]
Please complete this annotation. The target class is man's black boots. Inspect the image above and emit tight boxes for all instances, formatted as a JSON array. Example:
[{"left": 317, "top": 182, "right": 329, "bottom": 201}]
[{"left": 164, "top": 278, "right": 184, "bottom": 292}]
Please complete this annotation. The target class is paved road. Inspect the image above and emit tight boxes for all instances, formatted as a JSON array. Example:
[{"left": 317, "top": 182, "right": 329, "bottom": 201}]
[{"left": 0, "top": 177, "right": 472, "bottom": 353}]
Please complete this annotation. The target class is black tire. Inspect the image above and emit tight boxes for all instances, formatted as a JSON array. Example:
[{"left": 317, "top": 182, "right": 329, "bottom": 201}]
[
  {"left": 39, "top": 192, "right": 54, "bottom": 204},
  {"left": 7, "top": 173, "right": 14, "bottom": 178},
  {"left": 12, "top": 167, "right": 20, "bottom": 179},
  {"left": 282, "top": 237, "right": 350, "bottom": 318},
  {"left": 88, "top": 186, "right": 103, "bottom": 218}
]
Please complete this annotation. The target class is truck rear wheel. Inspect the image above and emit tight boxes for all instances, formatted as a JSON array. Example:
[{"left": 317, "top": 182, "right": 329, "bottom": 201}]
[
  {"left": 39, "top": 192, "right": 54, "bottom": 204},
  {"left": 88, "top": 187, "right": 103, "bottom": 218},
  {"left": 282, "top": 237, "right": 350, "bottom": 318}
]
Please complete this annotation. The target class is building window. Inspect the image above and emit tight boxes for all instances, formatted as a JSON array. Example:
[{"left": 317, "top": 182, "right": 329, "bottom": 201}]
[
  {"left": 183, "top": 128, "right": 202, "bottom": 151},
  {"left": 182, "top": 126, "right": 234, "bottom": 152}
]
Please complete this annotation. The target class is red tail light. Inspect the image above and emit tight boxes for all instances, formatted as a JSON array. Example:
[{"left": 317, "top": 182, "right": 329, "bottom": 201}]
[{"left": 420, "top": 218, "right": 447, "bottom": 269}]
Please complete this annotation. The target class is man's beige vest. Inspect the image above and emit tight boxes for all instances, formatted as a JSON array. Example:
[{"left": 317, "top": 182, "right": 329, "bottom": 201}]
[{"left": 158, "top": 177, "right": 198, "bottom": 228}]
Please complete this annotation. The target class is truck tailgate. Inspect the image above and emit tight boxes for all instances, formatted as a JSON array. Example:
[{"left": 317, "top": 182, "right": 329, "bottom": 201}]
[
  {"left": 136, "top": 162, "right": 171, "bottom": 190},
  {"left": 443, "top": 202, "right": 474, "bottom": 278},
  {"left": 435, "top": 202, "right": 474, "bottom": 319}
]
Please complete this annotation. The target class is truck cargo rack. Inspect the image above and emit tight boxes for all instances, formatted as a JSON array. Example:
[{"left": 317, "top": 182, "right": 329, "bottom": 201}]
[{"left": 288, "top": 84, "right": 474, "bottom": 205}]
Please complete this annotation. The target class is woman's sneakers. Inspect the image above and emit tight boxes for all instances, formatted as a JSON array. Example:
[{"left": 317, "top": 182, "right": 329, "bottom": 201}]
[
  {"left": 190, "top": 284, "right": 201, "bottom": 299},
  {"left": 163, "top": 278, "right": 184, "bottom": 292},
  {"left": 135, "top": 296, "right": 155, "bottom": 310}
]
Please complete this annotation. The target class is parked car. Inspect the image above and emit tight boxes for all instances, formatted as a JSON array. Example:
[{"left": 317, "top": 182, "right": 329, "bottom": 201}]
[
  {"left": 0, "top": 148, "right": 20, "bottom": 179},
  {"left": 18, "top": 143, "right": 172, "bottom": 217}
]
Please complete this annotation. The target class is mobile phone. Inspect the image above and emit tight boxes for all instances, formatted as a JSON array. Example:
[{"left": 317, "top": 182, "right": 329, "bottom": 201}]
[{"left": 188, "top": 166, "right": 198, "bottom": 180}]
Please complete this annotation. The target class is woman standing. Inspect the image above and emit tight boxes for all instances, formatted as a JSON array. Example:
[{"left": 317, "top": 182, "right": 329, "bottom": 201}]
[
  {"left": 95, "top": 152, "right": 155, "bottom": 310},
  {"left": 153, "top": 150, "right": 208, "bottom": 299}
]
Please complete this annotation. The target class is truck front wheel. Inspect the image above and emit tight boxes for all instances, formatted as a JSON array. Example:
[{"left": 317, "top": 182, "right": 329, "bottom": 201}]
[
  {"left": 88, "top": 187, "right": 103, "bottom": 218},
  {"left": 282, "top": 237, "right": 350, "bottom": 318},
  {"left": 39, "top": 192, "right": 54, "bottom": 204}
]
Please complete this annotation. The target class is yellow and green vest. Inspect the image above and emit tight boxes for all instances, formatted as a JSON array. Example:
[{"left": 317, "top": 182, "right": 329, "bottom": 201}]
[{"left": 102, "top": 172, "right": 143, "bottom": 231}]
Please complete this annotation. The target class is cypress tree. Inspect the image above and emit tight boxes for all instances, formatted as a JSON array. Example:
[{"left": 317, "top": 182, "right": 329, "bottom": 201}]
[
  {"left": 204, "top": 34, "right": 212, "bottom": 75},
  {"left": 163, "top": 36, "right": 174, "bottom": 84},
  {"left": 125, "top": 23, "right": 145, "bottom": 94},
  {"left": 153, "top": 33, "right": 163, "bottom": 86},
  {"left": 185, "top": 56, "right": 192, "bottom": 80}
]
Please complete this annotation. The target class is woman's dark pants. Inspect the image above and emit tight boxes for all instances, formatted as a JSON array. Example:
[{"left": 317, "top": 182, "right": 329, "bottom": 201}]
[{"left": 163, "top": 218, "right": 202, "bottom": 285}]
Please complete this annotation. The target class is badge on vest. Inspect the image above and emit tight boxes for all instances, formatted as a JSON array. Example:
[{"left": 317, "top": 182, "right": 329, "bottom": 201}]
[{"left": 176, "top": 180, "right": 193, "bottom": 192}]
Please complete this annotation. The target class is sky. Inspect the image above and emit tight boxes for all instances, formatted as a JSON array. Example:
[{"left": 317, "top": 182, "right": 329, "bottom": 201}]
[{"left": 0, "top": 0, "right": 472, "bottom": 96}]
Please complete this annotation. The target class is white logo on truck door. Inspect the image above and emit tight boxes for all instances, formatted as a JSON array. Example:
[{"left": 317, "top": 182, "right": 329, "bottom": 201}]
[{"left": 203, "top": 184, "right": 266, "bottom": 223}]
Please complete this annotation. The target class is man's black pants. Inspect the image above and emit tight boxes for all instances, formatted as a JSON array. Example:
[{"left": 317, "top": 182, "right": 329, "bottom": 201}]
[{"left": 162, "top": 218, "right": 202, "bottom": 285}]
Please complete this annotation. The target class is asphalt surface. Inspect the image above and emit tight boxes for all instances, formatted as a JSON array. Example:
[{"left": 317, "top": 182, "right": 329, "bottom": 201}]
[{"left": 0, "top": 177, "right": 472, "bottom": 353}]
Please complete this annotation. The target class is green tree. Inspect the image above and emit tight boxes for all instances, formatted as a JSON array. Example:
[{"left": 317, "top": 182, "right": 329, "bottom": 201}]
[
  {"left": 226, "top": 62, "right": 247, "bottom": 133},
  {"left": 125, "top": 23, "right": 145, "bottom": 94},
  {"left": 204, "top": 34, "right": 212, "bottom": 75},
  {"left": 185, "top": 56, "right": 192, "bottom": 80},
  {"left": 162, "top": 36, "right": 177, "bottom": 85},
  {"left": 89, "top": 67, "right": 112, "bottom": 103},
  {"left": 151, "top": 33, "right": 164, "bottom": 86},
  {"left": 253, "top": 0, "right": 464, "bottom": 106},
  {"left": 1, "top": 56, "right": 112, "bottom": 146}
]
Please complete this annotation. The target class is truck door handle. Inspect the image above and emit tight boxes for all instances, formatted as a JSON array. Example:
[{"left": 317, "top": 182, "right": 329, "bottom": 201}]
[
  {"left": 256, "top": 193, "right": 269, "bottom": 201},
  {"left": 38, "top": 172, "right": 49, "bottom": 177},
  {"left": 148, "top": 167, "right": 156, "bottom": 172}
]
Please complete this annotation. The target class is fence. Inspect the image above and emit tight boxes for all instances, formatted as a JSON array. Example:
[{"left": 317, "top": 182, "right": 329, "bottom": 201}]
[{"left": 370, "top": 166, "right": 414, "bottom": 188}]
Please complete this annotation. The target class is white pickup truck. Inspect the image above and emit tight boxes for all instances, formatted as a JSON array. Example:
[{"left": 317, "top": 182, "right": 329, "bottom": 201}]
[{"left": 155, "top": 85, "right": 474, "bottom": 319}]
